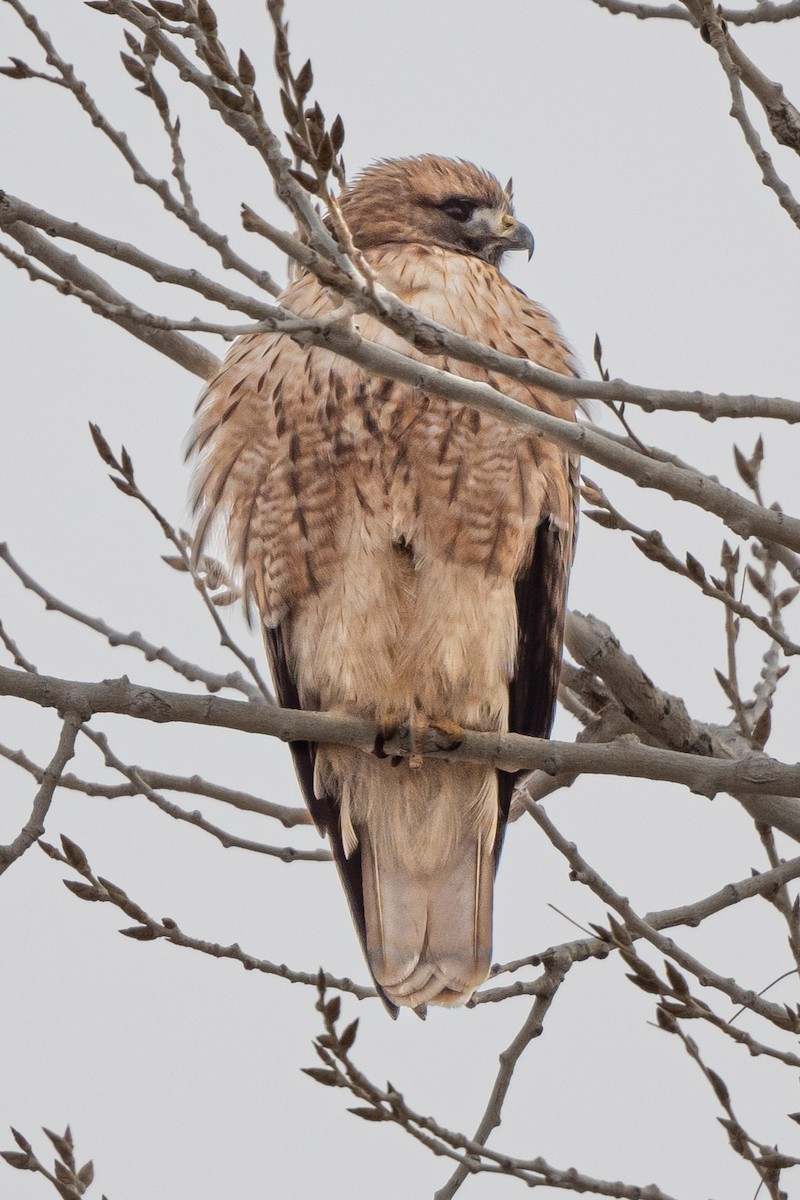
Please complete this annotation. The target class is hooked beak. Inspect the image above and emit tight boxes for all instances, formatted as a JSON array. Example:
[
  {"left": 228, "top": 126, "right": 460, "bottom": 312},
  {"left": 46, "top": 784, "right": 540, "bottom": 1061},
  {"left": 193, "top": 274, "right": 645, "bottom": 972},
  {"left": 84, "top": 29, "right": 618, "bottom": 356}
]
[
  {"left": 499, "top": 214, "right": 534, "bottom": 260},
  {"left": 465, "top": 207, "right": 535, "bottom": 264}
]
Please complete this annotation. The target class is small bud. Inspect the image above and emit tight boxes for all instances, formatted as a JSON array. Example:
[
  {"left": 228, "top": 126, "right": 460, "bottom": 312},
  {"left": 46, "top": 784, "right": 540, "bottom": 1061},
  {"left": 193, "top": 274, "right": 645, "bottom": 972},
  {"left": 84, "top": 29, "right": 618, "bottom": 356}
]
[
  {"left": 211, "top": 86, "right": 245, "bottom": 112},
  {"left": 60, "top": 835, "right": 90, "bottom": 873},
  {"left": 150, "top": 1, "right": 187, "bottom": 18},
  {"left": 584, "top": 509, "right": 618, "bottom": 530},
  {"left": 78, "top": 1161, "right": 95, "bottom": 1187},
  {"left": 119, "top": 924, "right": 158, "bottom": 940},
  {"left": 316, "top": 131, "right": 334, "bottom": 173},
  {"left": 286, "top": 132, "right": 312, "bottom": 163},
  {"left": 330, "top": 114, "right": 345, "bottom": 153},
  {"left": 706, "top": 1069, "right": 730, "bottom": 1106},
  {"left": 733, "top": 444, "right": 755, "bottom": 489},
  {"left": 746, "top": 565, "right": 769, "bottom": 598},
  {"left": 655, "top": 1006, "right": 678, "bottom": 1034},
  {"left": 295, "top": 58, "right": 313, "bottom": 98},
  {"left": 0, "top": 1151, "right": 31, "bottom": 1169},
  {"left": 685, "top": 552, "right": 706, "bottom": 584},
  {"left": 301, "top": 1067, "right": 340, "bottom": 1087},
  {"left": 197, "top": 0, "right": 217, "bottom": 35},
  {"left": 279, "top": 88, "right": 299, "bottom": 127},
  {"left": 237, "top": 49, "right": 256, "bottom": 86},
  {"left": 324, "top": 995, "right": 341, "bottom": 1023},
  {"left": 128, "top": 62, "right": 152, "bottom": 89},
  {"left": 289, "top": 168, "right": 320, "bottom": 194},
  {"left": 338, "top": 1018, "right": 359, "bottom": 1051}
]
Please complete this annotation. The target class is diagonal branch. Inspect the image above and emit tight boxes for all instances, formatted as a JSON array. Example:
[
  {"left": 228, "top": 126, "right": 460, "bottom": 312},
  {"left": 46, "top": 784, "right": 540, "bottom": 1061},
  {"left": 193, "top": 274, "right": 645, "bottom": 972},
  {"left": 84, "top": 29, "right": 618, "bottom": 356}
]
[
  {"left": 2, "top": 0, "right": 283, "bottom": 295},
  {"left": 687, "top": 0, "right": 800, "bottom": 229},
  {"left": 1, "top": 219, "right": 218, "bottom": 378},
  {"left": 0, "top": 193, "right": 276, "bottom": 321},
  {"left": 434, "top": 957, "right": 571, "bottom": 1200},
  {"left": 525, "top": 797, "right": 800, "bottom": 1031},
  {"left": 0, "top": 711, "right": 82, "bottom": 876},
  {"left": 80, "top": 725, "right": 329, "bottom": 862},
  {"left": 40, "top": 836, "right": 371, "bottom": 999},
  {"left": 0, "top": 740, "right": 312, "bottom": 827},
  {"left": 0, "top": 540, "right": 262, "bottom": 700}
]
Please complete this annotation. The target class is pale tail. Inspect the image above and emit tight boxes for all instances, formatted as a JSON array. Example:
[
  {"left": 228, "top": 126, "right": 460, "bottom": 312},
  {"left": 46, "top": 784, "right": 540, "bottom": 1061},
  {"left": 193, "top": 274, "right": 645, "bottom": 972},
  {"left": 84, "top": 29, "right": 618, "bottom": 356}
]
[
  {"left": 340, "top": 757, "right": 498, "bottom": 1010},
  {"left": 361, "top": 828, "right": 494, "bottom": 1009}
]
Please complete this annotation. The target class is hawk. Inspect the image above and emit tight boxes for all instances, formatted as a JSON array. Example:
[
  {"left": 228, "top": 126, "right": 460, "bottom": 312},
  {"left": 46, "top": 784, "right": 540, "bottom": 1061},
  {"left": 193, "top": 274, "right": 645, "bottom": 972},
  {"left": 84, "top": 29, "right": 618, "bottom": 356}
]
[{"left": 189, "top": 156, "right": 578, "bottom": 1013}]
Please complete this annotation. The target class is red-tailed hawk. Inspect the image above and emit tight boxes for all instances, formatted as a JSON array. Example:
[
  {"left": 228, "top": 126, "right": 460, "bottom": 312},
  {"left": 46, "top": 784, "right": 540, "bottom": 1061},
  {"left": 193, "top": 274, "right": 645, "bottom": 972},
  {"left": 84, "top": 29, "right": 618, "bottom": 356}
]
[{"left": 189, "top": 156, "right": 578, "bottom": 1013}]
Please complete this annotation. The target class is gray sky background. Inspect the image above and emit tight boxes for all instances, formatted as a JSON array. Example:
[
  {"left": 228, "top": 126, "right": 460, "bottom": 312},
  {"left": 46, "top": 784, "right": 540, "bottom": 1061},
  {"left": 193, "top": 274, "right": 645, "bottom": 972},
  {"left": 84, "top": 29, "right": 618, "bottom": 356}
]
[{"left": 2, "top": 2, "right": 800, "bottom": 1196}]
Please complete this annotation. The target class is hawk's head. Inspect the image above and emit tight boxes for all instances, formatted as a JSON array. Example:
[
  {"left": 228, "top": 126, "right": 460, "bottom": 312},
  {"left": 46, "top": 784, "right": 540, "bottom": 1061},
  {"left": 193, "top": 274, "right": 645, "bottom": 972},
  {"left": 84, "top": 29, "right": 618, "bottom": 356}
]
[{"left": 338, "top": 155, "right": 534, "bottom": 267}]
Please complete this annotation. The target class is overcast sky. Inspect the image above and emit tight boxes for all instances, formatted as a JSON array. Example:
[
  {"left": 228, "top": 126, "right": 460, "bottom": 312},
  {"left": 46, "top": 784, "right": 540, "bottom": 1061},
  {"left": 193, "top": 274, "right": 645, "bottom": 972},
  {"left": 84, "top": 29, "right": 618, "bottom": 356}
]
[{"left": 2, "top": 2, "right": 800, "bottom": 1197}]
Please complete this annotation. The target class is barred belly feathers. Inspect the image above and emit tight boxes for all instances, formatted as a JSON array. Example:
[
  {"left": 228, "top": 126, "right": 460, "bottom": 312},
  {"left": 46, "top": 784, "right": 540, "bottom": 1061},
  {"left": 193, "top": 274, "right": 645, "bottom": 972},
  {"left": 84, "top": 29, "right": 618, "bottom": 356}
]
[{"left": 189, "top": 156, "right": 579, "bottom": 1013}]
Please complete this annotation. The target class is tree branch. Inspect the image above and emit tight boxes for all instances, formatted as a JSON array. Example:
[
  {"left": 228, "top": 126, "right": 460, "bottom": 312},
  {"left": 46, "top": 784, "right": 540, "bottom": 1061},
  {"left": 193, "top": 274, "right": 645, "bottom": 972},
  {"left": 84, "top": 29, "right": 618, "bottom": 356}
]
[
  {"left": 0, "top": 711, "right": 82, "bottom": 875},
  {"left": 4, "top": 663, "right": 800, "bottom": 806},
  {"left": 524, "top": 798, "right": 800, "bottom": 1030},
  {"left": 0, "top": 219, "right": 218, "bottom": 378},
  {"left": 587, "top": 0, "right": 800, "bottom": 24},
  {"left": 0, "top": 740, "right": 312, "bottom": 827},
  {"left": 0, "top": 540, "right": 262, "bottom": 700}
]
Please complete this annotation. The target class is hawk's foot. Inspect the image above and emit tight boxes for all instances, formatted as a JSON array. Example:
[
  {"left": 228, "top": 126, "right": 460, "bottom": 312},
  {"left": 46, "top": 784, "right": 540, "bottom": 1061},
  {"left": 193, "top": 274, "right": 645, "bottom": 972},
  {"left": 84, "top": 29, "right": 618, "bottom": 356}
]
[
  {"left": 409, "top": 714, "right": 466, "bottom": 768},
  {"left": 372, "top": 712, "right": 401, "bottom": 760}
]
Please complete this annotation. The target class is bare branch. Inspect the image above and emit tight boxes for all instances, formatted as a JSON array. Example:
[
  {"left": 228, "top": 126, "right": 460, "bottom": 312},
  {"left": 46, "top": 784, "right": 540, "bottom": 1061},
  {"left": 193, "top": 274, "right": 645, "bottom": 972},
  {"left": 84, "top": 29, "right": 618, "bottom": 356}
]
[
  {"left": 0, "top": 221, "right": 218, "bottom": 378},
  {"left": 582, "top": 478, "right": 800, "bottom": 657},
  {"left": 100, "top": 0, "right": 349, "bottom": 268},
  {"left": 0, "top": 711, "right": 81, "bottom": 876},
  {"left": 0, "top": 541, "right": 262, "bottom": 700},
  {"left": 434, "top": 957, "right": 570, "bottom": 1199},
  {"left": 85, "top": 430, "right": 274, "bottom": 701},
  {"left": 1, "top": 1124, "right": 102, "bottom": 1198},
  {"left": 41, "top": 836, "right": 373, "bottom": 1000},
  {"left": 587, "top": 0, "right": 800, "bottom": 24},
  {"left": 660, "top": 1018, "right": 788, "bottom": 1198},
  {"left": 688, "top": 0, "right": 800, "bottom": 229},
  {"left": 485, "top": 846, "right": 800, "bottom": 1000},
  {"left": 567, "top": 611, "right": 800, "bottom": 838},
  {"left": 524, "top": 798, "right": 800, "bottom": 1031},
  {"left": 724, "top": 29, "right": 800, "bottom": 154},
  {"left": 306, "top": 982, "right": 681, "bottom": 1199},
  {"left": 0, "top": 740, "right": 312, "bottom": 827},
  {"left": 757, "top": 826, "right": 800, "bottom": 978},
  {"left": 81, "top": 724, "right": 328, "bottom": 862},
  {"left": 0, "top": 617, "right": 37, "bottom": 672},
  {"left": 2, "top": 0, "right": 282, "bottom": 295},
  {"left": 0, "top": 192, "right": 275, "bottom": 320},
  {"left": 5, "top": 664, "right": 800, "bottom": 809},
  {"left": 565, "top": 612, "right": 716, "bottom": 755}
]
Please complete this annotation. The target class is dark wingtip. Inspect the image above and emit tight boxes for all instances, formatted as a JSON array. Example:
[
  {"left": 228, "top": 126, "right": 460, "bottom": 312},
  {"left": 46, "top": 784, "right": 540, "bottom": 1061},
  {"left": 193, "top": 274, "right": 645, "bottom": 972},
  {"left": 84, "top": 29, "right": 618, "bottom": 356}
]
[{"left": 382, "top": 991, "right": 400, "bottom": 1020}]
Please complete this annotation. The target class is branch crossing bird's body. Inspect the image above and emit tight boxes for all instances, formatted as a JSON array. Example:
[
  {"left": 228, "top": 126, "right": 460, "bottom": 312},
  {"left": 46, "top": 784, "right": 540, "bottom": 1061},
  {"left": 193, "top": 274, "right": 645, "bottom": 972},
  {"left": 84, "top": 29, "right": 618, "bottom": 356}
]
[{"left": 189, "top": 157, "right": 579, "bottom": 1013}]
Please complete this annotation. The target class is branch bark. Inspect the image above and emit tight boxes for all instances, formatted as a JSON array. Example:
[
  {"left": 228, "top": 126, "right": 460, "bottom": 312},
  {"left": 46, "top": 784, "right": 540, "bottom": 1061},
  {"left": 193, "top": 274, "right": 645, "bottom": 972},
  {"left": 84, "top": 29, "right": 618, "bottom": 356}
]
[
  {"left": 3, "top": 663, "right": 800, "bottom": 806},
  {"left": 0, "top": 711, "right": 81, "bottom": 875}
]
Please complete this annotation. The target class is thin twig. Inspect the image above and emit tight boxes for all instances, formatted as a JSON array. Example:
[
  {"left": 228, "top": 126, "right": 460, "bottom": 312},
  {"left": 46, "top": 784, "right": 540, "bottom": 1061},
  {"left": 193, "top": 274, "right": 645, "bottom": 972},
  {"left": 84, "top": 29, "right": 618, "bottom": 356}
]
[
  {"left": 524, "top": 797, "right": 800, "bottom": 1031},
  {"left": 0, "top": 741, "right": 311, "bottom": 827},
  {"left": 40, "top": 836, "right": 373, "bottom": 999},
  {"left": 0, "top": 712, "right": 82, "bottom": 875},
  {"left": 81, "top": 725, "right": 327, "bottom": 862},
  {"left": 0, "top": 541, "right": 262, "bottom": 700}
]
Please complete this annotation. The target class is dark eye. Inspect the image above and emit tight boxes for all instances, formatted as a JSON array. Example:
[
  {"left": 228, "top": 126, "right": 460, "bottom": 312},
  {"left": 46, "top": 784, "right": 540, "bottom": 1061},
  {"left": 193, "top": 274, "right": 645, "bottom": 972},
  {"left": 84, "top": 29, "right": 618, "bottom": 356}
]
[{"left": 439, "top": 197, "right": 476, "bottom": 222}]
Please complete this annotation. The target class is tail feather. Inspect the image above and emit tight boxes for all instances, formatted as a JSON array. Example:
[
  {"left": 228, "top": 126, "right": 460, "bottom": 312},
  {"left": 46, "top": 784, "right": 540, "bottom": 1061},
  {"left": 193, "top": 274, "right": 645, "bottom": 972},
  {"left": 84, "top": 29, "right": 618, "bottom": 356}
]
[{"left": 362, "top": 826, "right": 494, "bottom": 1009}]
